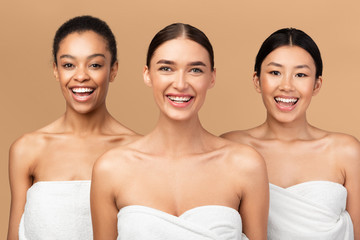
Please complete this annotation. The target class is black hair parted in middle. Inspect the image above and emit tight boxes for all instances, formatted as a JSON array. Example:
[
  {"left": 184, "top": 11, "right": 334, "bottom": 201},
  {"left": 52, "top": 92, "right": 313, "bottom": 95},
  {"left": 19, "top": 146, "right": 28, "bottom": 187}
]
[{"left": 254, "top": 28, "right": 323, "bottom": 78}]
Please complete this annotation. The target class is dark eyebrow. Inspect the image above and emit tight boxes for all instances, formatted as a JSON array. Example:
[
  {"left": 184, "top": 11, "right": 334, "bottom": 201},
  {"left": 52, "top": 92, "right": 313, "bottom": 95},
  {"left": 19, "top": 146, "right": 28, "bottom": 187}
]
[
  {"left": 87, "top": 54, "right": 105, "bottom": 59},
  {"left": 59, "top": 53, "right": 106, "bottom": 60},
  {"left": 156, "top": 60, "right": 207, "bottom": 67},
  {"left": 267, "top": 62, "right": 283, "bottom": 67},
  {"left": 59, "top": 54, "right": 75, "bottom": 60},
  {"left": 295, "top": 64, "right": 310, "bottom": 69},
  {"left": 267, "top": 62, "right": 311, "bottom": 70},
  {"left": 188, "top": 61, "right": 206, "bottom": 67},
  {"left": 156, "top": 59, "right": 175, "bottom": 65}
]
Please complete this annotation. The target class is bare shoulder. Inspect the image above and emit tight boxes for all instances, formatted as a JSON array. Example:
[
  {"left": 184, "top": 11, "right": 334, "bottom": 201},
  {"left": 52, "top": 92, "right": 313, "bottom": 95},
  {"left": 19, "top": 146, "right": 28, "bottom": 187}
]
[
  {"left": 108, "top": 116, "right": 141, "bottom": 137},
  {"left": 218, "top": 139, "right": 268, "bottom": 196},
  {"left": 319, "top": 131, "right": 360, "bottom": 174},
  {"left": 220, "top": 128, "right": 257, "bottom": 145},
  {"left": 92, "top": 141, "right": 143, "bottom": 181},
  {"left": 9, "top": 118, "right": 66, "bottom": 181},
  {"left": 9, "top": 131, "right": 50, "bottom": 166},
  {"left": 326, "top": 132, "right": 360, "bottom": 158},
  {"left": 220, "top": 138, "right": 266, "bottom": 175},
  {"left": 94, "top": 146, "right": 130, "bottom": 172},
  {"left": 11, "top": 119, "right": 65, "bottom": 149}
]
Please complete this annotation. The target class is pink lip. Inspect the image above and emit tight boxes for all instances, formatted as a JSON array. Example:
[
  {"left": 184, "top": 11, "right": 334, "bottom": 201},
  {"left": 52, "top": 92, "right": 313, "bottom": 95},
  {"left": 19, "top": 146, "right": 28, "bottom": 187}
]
[
  {"left": 276, "top": 103, "right": 297, "bottom": 112},
  {"left": 166, "top": 94, "right": 194, "bottom": 108},
  {"left": 274, "top": 95, "right": 298, "bottom": 112},
  {"left": 69, "top": 86, "right": 95, "bottom": 103}
]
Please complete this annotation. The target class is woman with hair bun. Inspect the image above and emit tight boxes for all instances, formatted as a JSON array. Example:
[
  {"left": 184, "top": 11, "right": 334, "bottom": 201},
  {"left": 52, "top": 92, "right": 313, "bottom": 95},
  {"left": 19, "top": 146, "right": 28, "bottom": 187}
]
[
  {"left": 222, "top": 28, "right": 360, "bottom": 239},
  {"left": 91, "top": 23, "right": 269, "bottom": 240},
  {"left": 8, "top": 15, "right": 139, "bottom": 240}
]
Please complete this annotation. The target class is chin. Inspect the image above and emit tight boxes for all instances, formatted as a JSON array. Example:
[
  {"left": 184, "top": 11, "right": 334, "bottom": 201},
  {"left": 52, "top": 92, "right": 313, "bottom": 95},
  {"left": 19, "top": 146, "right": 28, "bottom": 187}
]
[
  {"left": 70, "top": 105, "right": 97, "bottom": 115},
  {"left": 273, "top": 114, "right": 300, "bottom": 124},
  {"left": 165, "top": 112, "right": 194, "bottom": 122}
]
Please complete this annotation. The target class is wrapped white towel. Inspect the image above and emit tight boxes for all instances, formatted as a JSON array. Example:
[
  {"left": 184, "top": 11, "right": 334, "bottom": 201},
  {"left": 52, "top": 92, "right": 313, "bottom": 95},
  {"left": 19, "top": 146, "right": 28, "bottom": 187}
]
[
  {"left": 117, "top": 205, "right": 248, "bottom": 240},
  {"left": 19, "top": 180, "right": 92, "bottom": 240},
  {"left": 268, "top": 181, "right": 354, "bottom": 240}
]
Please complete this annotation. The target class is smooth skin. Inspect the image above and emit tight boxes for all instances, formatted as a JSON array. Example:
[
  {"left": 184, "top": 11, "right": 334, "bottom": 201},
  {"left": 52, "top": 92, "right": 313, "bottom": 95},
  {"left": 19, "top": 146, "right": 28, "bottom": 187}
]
[
  {"left": 91, "top": 38, "right": 269, "bottom": 240},
  {"left": 222, "top": 46, "right": 360, "bottom": 239},
  {"left": 7, "top": 31, "right": 139, "bottom": 240}
]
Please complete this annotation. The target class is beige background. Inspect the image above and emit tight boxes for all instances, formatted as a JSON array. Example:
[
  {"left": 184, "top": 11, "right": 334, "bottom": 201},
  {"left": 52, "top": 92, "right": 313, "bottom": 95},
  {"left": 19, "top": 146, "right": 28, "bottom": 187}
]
[{"left": 1, "top": 0, "right": 359, "bottom": 237}]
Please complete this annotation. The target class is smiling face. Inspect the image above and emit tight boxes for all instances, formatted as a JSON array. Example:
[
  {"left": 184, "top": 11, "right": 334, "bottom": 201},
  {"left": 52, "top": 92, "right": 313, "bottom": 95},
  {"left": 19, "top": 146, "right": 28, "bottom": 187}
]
[
  {"left": 144, "top": 38, "right": 215, "bottom": 121},
  {"left": 254, "top": 45, "right": 322, "bottom": 123},
  {"left": 53, "top": 31, "right": 117, "bottom": 114}
]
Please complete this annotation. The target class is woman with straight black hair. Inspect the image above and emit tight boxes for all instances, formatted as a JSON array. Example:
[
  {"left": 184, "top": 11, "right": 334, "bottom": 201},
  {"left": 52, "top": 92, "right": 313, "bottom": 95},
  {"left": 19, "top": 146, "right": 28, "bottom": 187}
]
[
  {"left": 8, "top": 15, "right": 139, "bottom": 240},
  {"left": 222, "top": 28, "right": 360, "bottom": 239},
  {"left": 91, "top": 23, "right": 269, "bottom": 240}
]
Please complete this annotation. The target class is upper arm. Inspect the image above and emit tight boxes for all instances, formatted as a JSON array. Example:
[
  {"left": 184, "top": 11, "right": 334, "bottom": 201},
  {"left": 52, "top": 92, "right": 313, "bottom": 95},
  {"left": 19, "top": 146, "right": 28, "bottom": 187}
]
[
  {"left": 236, "top": 147, "right": 269, "bottom": 240},
  {"left": 91, "top": 153, "right": 120, "bottom": 240},
  {"left": 7, "top": 137, "right": 35, "bottom": 240},
  {"left": 341, "top": 136, "right": 360, "bottom": 239}
]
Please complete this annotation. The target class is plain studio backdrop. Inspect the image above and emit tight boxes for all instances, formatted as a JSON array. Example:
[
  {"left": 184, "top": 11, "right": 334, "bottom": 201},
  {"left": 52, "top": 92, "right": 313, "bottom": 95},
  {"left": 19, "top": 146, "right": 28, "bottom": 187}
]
[{"left": 1, "top": 0, "right": 359, "bottom": 237}]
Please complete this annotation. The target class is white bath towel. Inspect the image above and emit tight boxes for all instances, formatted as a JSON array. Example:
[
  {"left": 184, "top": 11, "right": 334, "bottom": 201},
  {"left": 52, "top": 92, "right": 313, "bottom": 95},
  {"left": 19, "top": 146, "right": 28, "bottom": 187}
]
[
  {"left": 117, "top": 205, "right": 248, "bottom": 240},
  {"left": 268, "top": 181, "right": 354, "bottom": 240},
  {"left": 19, "top": 180, "right": 92, "bottom": 240}
]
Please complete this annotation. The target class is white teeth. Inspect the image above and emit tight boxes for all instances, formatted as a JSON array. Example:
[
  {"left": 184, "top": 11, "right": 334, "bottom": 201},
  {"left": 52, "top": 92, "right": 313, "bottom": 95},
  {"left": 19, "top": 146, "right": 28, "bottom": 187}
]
[
  {"left": 275, "top": 97, "right": 298, "bottom": 103},
  {"left": 168, "top": 96, "right": 191, "bottom": 102},
  {"left": 72, "top": 88, "right": 94, "bottom": 93}
]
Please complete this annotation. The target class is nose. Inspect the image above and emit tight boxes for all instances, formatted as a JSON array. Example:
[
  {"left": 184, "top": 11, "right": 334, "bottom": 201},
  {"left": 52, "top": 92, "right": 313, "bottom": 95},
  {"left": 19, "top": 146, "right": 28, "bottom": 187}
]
[
  {"left": 173, "top": 72, "right": 188, "bottom": 91},
  {"left": 279, "top": 74, "right": 295, "bottom": 91},
  {"left": 74, "top": 66, "right": 90, "bottom": 82}
]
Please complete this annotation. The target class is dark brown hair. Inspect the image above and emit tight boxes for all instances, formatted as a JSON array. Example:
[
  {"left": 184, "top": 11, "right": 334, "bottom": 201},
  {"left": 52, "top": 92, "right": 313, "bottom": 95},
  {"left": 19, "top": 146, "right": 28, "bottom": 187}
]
[{"left": 146, "top": 23, "right": 214, "bottom": 70}]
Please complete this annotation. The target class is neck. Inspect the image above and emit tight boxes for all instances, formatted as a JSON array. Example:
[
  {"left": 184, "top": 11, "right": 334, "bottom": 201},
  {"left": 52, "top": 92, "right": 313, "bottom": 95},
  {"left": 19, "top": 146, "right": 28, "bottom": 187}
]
[
  {"left": 61, "top": 104, "right": 113, "bottom": 136},
  {"left": 148, "top": 113, "right": 209, "bottom": 156},
  {"left": 262, "top": 113, "right": 313, "bottom": 141}
]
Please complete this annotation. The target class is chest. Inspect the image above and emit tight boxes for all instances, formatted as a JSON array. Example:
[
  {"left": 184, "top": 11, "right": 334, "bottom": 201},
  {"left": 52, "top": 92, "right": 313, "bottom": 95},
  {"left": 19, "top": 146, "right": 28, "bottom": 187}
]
[
  {"left": 33, "top": 137, "right": 120, "bottom": 180},
  {"left": 116, "top": 157, "right": 240, "bottom": 215},
  {"left": 253, "top": 141, "right": 343, "bottom": 186}
]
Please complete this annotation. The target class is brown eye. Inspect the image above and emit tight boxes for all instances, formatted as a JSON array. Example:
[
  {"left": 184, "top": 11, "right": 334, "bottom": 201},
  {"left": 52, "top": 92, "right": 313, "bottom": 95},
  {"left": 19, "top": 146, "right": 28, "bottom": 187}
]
[
  {"left": 90, "top": 64, "right": 102, "bottom": 69},
  {"left": 295, "top": 73, "right": 307, "bottom": 77},
  {"left": 270, "top": 71, "right": 280, "bottom": 76},
  {"left": 63, "top": 63, "right": 74, "bottom": 69}
]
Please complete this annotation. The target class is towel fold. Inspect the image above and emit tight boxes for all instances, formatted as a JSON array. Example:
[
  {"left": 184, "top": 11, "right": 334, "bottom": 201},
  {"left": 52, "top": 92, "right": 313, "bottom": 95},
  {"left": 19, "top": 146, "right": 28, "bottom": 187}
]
[
  {"left": 117, "top": 205, "right": 248, "bottom": 240},
  {"left": 268, "top": 181, "right": 354, "bottom": 240},
  {"left": 19, "top": 180, "right": 92, "bottom": 240}
]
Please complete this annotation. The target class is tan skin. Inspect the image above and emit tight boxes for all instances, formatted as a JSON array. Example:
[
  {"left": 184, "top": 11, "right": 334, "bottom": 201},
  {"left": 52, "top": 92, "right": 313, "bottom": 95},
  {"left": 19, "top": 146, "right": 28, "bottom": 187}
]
[
  {"left": 91, "top": 38, "right": 269, "bottom": 240},
  {"left": 222, "top": 45, "right": 360, "bottom": 239},
  {"left": 7, "top": 31, "right": 140, "bottom": 240}
]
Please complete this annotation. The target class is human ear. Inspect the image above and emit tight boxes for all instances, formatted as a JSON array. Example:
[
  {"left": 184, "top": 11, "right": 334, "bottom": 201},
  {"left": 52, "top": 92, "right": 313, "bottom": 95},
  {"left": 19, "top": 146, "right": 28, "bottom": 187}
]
[
  {"left": 53, "top": 62, "right": 59, "bottom": 82},
  {"left": 312, "top": 76, "right": 322, "bottom": 96},
  {"left": 253, "top": 72, "right": 261, "bottom": 93},
  {"left": 109, "top": 61, "right": 118, "bottom": 83},
  {"left": 208, "top": 68, "right": 216, "bottom": 89},
  {"left": 143, "top": 66, "right": 152, "bottom": 87}
]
